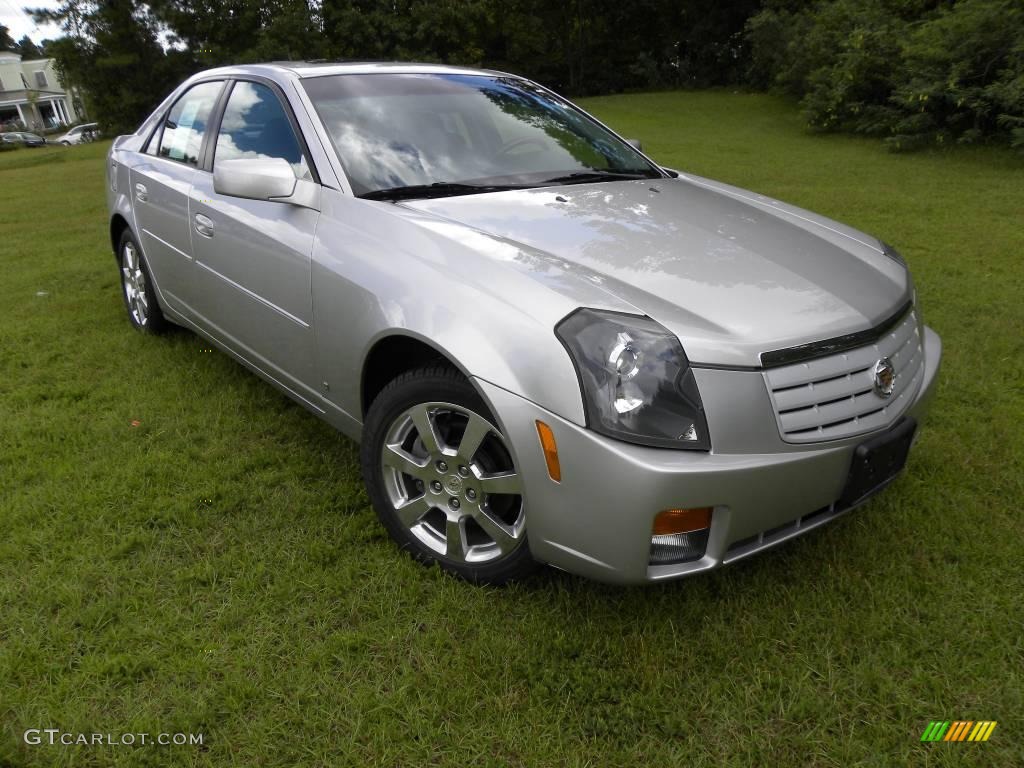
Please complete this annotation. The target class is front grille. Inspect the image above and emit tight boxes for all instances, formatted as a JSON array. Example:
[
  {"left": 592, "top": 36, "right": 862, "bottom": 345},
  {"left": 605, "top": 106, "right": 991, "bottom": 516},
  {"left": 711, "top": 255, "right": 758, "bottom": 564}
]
[{"left": 764, "top": 308, "right": 924, "bottom": 443}]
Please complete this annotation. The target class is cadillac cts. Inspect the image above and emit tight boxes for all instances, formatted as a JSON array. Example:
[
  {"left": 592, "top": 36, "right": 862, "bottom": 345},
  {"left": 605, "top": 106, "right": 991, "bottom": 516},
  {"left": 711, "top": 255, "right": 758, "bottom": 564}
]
[{"left": 106, "top": 63, "right": 941, "bottom": 585}]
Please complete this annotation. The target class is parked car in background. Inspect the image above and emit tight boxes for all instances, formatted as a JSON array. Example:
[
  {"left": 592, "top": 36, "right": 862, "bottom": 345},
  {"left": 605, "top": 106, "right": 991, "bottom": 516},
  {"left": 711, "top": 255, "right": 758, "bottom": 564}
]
[
  {"left": 57, "top": 122, "right": 100, "bottom": 145},
  {"left": 106, "top": 63, "right": 941, "bottom": 585},
  {"left": 1, "top": 131, "right": 46, "bottom": 147}
]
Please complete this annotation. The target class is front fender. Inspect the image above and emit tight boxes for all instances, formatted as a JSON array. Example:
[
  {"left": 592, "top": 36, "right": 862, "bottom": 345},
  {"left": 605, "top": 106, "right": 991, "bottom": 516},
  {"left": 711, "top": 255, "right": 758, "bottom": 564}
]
[{"left": 311, "top": 189, "right": 617, "bottom": 429}]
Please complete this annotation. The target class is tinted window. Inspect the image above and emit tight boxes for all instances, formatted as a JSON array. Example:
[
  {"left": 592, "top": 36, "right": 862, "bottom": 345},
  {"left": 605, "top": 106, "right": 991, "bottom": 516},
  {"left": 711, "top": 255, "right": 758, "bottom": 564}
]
[
  {"left": 214, "top": 82, "right": 308, "bottom": 178},
  {"left": 157, "top": 81, "right": 223, "bottom": 166}
]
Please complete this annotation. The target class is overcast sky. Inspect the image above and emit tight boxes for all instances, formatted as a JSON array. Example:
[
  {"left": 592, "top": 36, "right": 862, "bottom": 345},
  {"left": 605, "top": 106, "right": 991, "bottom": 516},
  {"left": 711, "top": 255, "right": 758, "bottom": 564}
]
[{"left": 1, "top": 0, "right": 62, "bottom": 43}]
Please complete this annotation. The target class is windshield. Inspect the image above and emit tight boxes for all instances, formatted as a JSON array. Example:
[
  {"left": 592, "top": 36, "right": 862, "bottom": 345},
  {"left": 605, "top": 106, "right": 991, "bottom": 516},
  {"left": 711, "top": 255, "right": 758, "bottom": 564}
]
[{"left": 302, "top": 73, "right": 661, "bottom": 198}]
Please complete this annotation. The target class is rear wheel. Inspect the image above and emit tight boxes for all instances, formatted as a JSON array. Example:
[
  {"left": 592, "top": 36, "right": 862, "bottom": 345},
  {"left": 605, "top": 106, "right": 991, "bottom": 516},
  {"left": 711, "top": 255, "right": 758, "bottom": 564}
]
[
  {"left": 118, "top": 230, "right": 168, "bottom": 334},
  {"left": 361, "top": 365, "right": 536, "bottom": 584}
]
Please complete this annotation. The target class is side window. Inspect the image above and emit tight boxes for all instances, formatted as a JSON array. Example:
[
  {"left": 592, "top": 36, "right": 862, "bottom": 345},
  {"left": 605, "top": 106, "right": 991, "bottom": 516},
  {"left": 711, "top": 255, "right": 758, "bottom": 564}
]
[
  {"left": 215, "top": 82, "right": 309, "bottom": 179},
  {"left": 157, "top": 81, "right": 223, "bottom": 166}
]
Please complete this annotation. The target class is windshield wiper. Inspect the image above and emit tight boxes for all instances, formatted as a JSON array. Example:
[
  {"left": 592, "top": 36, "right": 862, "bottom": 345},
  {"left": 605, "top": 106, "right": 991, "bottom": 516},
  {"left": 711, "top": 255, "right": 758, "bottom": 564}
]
[
  {"left": 539, "top": 170, "right": 657, "bottom": 185},
  {"left": 361, "top": 182, "right": 524, "bottom": 202},
  {"left": 362, "top": 172, "right": 658, "bottom": 201}
]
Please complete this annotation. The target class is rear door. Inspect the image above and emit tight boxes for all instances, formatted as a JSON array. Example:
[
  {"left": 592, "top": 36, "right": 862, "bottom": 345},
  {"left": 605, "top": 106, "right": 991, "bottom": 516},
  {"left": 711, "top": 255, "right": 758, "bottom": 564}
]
[
  {"left": 129, "top": 80, "right": 224, "bottom": 316},
  {"left": 187, "top": 79, "right": 321, "bottom": 400}
]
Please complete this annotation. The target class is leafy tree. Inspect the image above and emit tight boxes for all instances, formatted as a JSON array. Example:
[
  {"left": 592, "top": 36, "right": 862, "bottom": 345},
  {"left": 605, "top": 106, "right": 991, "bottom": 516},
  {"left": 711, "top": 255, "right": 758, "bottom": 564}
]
[
  {"left": 0, "top": 23, "right": 17, "bottom": 51},
  {"left": 890, "top": 0, "right": 1024, "bottom": 149},
  {"left": 17, "top": 36, "right": 44, "bottom": 59},
  {"left": 150, "top": 0, "right": 321, "bottom": 64},
  {"left": 746, "top": 0, "right": 1024, "bottom": 149},
  {"left": 30, "top": 0, "right": 188, "bottom": 133},
  {"left": 29, "top": 0, "right": 773, "bottom": 133}
]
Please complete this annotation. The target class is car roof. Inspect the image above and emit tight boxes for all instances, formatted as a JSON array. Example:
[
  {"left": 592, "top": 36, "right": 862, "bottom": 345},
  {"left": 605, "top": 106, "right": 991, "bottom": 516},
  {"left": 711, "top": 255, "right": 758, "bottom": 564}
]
[{"left": 193, "top": 61, "right": 514, "bottom": 81}]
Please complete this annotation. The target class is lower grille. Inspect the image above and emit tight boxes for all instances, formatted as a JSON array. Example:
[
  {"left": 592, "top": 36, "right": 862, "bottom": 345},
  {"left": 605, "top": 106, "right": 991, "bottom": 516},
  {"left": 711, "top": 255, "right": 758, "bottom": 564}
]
[
  {"left": 723, "top": 504, "right": 839, "bottom": 564},
  {"left": 764, "top": 308, "right": 924, "bottom": 443}
]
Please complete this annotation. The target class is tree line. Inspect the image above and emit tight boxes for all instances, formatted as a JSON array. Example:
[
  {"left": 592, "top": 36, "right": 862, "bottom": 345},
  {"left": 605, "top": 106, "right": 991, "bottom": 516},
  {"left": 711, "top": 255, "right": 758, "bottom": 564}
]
[
  {"left": 12, "top": 0, "right": 1024, "bottom": 151},
  {"left": 0, "top": 24, "right": 47, "bottom": 59}
]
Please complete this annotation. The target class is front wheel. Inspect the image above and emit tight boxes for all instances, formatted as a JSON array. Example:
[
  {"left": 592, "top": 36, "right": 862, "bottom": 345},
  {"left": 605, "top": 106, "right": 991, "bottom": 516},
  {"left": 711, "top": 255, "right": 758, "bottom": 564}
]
[{"left": 361, "top": 365, "right": 536, "bottom": 584}]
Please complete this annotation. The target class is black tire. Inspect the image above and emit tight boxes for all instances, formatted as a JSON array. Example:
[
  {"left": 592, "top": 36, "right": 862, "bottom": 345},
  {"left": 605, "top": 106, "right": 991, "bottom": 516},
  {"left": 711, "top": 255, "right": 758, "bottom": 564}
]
[
  {"left": 361, "top": 364, "right": 538, "bottom": 585},
  {"left": 118, "top": 229, "right": 169, "bottom": 334}
]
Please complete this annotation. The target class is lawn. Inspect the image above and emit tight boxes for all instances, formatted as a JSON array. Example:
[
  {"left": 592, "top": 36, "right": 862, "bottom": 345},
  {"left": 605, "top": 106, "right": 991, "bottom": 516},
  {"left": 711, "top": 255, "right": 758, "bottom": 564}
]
[{"left": 1, "top": 91, "right": 1021, "bottom": 767}]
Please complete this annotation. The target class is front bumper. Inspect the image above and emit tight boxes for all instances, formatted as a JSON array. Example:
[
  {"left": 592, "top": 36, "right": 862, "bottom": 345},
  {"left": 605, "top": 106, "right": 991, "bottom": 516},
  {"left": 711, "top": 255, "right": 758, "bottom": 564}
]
[{"left": 475, "top": 326, "right": 941, "bottom": 585}]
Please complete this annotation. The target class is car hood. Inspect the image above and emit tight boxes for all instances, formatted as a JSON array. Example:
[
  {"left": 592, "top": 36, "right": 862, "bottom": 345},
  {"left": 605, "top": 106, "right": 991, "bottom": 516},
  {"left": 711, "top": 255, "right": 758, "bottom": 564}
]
[{"left": 402, "top": 174, "right": 910, "bottom": 367}]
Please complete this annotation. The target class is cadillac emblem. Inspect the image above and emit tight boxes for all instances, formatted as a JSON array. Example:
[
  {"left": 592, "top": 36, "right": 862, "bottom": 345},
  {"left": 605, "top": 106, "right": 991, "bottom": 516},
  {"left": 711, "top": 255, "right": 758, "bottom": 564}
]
[
  {"left": 444, "top": 474, "right": 464, "bottom": 496},
  {"left": 872, "top": 357, "right": 896, "bottom": 398}
]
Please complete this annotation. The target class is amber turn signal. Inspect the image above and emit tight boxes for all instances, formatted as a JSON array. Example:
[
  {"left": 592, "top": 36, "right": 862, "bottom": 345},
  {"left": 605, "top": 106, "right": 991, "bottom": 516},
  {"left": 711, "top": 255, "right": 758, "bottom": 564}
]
[
  {"left": 652, "top": 507, "right": 712, "bottom": 536},
  {"left": 535, "top": 420, "right": 561, "bottom": 482}
]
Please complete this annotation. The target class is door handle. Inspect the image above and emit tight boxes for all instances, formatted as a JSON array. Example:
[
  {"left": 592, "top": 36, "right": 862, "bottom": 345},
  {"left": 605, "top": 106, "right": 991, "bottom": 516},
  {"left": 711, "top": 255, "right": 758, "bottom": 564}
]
[
  {"left": 194, "top": 213, "right": 214, "bottom": 238},
  {"left": 134, "top": 182, "right": 148, "bottom": 202}
]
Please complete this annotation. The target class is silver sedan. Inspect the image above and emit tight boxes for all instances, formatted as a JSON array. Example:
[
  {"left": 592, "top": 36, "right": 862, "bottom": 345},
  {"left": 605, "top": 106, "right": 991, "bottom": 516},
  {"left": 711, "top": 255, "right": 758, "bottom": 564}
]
[{"left": 107, "top": 62, "right": 941, "bottom": 585}]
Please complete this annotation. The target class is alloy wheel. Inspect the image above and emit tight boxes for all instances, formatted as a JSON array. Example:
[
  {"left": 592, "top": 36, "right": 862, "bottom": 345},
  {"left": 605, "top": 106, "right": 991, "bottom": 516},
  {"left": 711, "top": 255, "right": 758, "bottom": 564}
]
[
  {"left": 380, "top": 401, "right": 525, "bottom": 565},
  {"left": 121, "top": 240, "right": 149, "bottom": 327}
]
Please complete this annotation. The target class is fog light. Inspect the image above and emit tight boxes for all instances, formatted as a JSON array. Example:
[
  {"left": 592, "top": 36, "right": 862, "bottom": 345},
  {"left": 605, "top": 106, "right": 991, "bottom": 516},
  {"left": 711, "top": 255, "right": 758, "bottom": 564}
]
[{"left": 650, "top": 507, "right": 712, "bottom": 565}]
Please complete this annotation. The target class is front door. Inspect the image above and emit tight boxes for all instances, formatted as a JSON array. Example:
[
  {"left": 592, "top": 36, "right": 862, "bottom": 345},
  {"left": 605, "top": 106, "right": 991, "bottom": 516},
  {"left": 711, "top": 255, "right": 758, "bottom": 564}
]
[{"left": 187, "top": 80, "right": 320, "bottom": 400}]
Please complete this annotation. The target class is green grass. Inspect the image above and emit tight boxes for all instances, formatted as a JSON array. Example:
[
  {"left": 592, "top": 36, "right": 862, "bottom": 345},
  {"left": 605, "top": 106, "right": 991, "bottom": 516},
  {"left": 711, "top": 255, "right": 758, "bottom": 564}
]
[{"left": 1, "top": 92, "right": 1022, "bottom": 767}]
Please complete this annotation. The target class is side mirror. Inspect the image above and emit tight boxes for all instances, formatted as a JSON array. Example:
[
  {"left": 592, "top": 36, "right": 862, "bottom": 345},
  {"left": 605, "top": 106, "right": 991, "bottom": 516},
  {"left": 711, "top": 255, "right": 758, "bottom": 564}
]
[
  {"left": 213, "top": 157, "right": 320, "bottom": 210},
  {"left": 625, "top": 138, "right": 643, "bottom": 152}
]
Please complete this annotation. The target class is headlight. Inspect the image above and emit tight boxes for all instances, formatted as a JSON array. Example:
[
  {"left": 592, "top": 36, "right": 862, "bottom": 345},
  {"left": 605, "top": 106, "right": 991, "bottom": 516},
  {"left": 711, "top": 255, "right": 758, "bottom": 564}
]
[{"left": 556, "top": 309, "right": 710, "bottom": 450}]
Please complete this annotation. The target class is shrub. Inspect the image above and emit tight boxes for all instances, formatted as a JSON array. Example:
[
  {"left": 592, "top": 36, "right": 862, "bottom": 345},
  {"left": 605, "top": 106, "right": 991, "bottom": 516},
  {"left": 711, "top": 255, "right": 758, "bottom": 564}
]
[{"left": 746, "top": 0, "right": 1024, "bottom": 150}]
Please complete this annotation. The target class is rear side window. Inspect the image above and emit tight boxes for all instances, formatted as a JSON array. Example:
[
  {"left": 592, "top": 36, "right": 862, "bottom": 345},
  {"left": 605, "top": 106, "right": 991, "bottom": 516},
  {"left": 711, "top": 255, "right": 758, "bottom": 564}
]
[
  {"left": 157, "top": 81, "right": 223, "bottom": 166},
  {"left": 214, "top": 81, "right": 309, "bottom": 178}
]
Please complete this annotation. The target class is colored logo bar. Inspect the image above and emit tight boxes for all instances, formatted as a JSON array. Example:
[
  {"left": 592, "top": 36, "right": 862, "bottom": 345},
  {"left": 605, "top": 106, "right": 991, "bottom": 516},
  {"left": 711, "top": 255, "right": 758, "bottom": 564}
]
[{"left": 920, "top": 721, "right": 997, "bottom": 742}]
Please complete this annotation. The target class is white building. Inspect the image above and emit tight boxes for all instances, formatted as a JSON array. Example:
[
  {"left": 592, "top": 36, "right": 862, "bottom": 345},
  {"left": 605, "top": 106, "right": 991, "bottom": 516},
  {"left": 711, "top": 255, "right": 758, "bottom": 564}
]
[{"left": 0, "top": 52, "right": 80, "bottom": 130}]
